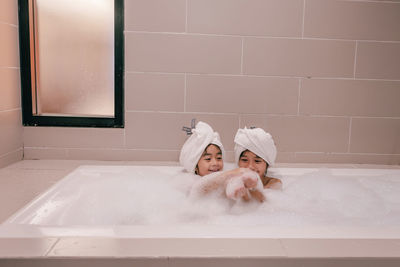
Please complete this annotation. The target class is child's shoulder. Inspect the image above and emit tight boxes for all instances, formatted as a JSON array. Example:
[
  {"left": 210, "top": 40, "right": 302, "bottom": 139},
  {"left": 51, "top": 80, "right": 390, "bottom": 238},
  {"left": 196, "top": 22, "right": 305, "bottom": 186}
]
[{"left": 264, "top": 177, "right": 282, "bottom": 190}]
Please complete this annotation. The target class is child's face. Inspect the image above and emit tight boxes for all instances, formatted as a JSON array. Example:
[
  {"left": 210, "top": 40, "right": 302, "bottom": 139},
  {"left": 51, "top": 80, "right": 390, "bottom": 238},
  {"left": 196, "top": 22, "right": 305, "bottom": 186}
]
[
  {"left": 238, "top": 150, "right": 268, "bottom": 178},
  {"left": 196, "top": 144, "right": 223, "bottom": 176}
]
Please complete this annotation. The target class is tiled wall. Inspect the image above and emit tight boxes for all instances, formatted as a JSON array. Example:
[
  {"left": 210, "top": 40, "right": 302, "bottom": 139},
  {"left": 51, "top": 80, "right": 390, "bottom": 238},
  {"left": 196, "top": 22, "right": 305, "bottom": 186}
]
[
  {"left": 0, "top": 0, "right": 23, "bottom": 168},
  {"left": 24, "top": 0, "right": 400, "bottom": 164}
]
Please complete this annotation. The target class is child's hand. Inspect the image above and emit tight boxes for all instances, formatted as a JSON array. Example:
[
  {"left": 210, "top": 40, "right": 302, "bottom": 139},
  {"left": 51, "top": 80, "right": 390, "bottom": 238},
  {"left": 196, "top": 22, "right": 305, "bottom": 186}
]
[
  {"left": 249, "top": 188, "right": 265, "bottom": 202},
  {"left": 240, "top": 169, "right": 259, "bottom": 189},
  {"left": 225, "top": 176, "right": 247, "bottom": 200},
  {"left": 225, "top": 169, "right": 265, "bottom": 202}
]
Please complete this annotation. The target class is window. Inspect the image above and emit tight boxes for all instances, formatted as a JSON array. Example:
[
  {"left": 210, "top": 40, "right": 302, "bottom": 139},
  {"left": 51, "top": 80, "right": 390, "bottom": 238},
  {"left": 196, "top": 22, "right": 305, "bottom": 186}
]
[{"left": 18, "top": 0, "right": 124, "bottom": 127}]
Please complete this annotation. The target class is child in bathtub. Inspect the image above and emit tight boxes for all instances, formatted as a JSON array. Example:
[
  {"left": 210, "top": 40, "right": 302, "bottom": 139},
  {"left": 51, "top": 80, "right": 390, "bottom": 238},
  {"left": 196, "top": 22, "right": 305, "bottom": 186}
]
[
  {"left": 179, "top": 121, "right": 265, "bottom": 202},
  {"left": 234, "top": 127, "right": 282, "bottom": 190}
]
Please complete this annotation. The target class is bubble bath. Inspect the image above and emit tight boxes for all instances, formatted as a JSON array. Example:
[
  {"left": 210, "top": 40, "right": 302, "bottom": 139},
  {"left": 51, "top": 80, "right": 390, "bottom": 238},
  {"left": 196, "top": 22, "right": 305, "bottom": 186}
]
[{"left": 4, "top": 165, "right": 400, "bottom": 236}]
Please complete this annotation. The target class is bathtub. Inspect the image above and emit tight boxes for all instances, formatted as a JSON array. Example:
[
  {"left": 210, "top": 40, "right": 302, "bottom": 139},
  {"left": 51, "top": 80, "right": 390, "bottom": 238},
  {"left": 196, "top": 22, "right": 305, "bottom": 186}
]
[{"left": 1, "top": 164, "right": 400, "bottom": 265}]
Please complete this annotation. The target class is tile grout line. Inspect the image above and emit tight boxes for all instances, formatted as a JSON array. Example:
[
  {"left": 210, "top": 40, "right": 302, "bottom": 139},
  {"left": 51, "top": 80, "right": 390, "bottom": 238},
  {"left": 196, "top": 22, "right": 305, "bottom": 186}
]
[
  {"left": 123, "top": 126, "right": 127, "bottom": 148},
  {"left": 185, "top": 0, "right": 188, "bottom": 33},
  {"left": 302, "top": 0, "right": 306, "bottom": 39},
  {"left": 0, "top": 108, "right": 22, "bottom": 113},
  {"left": 297, "top": 79, "right": 302, "bottom": 115},
  {"left": 44, "top": 238, "right": 61, "bottom": 256},
  {"left": 126, "top": 30, "right": 400, "bottom": 43},
  {"left": 0, "top": 21, "right": 18, "bottom": 27},
  {"left": 184, "top": 74, "right": 187, "bottom": 112},
  {"left": 278, "top": 239, "right": 289, "bottom": 257},
  {"left": 353, "top": 41, "right": 358, "bottom": 79},
  {"left": 125, "top": 71, "right": 400, "bottom": 82},
  {"left": 347, "top": 117, "right": 353, "bottom": 153},
  {"left": 22, "top": 147, "right": 400, "bottom": 156},
  {"left": 124, "top": 110, "right": 400, "bottom": 119},
  {"left": 0, "top": 66, "right": 20, "bottom": 69},
  {"left": 0, "top": 148, "right": 23, "bottom": 159},
  {"left": 241, "top": 38, "right": 244, "bottom": 74}
]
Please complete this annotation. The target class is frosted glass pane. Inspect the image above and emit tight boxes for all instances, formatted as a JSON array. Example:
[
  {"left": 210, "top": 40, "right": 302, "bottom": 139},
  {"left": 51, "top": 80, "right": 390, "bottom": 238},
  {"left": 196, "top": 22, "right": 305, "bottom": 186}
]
[{"left": 33, "top": 0, "right": 114, "bottom": 117}]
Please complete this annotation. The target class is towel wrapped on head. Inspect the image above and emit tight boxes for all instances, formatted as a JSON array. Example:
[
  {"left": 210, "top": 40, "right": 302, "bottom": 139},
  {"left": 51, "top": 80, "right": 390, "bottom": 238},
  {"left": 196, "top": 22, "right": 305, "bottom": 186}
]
[
  {"left": 180, "top": 121, "right": 225, "bottom": 173},
  {"left": 234, "top": 127, "right": 277, "bottom": 166}
]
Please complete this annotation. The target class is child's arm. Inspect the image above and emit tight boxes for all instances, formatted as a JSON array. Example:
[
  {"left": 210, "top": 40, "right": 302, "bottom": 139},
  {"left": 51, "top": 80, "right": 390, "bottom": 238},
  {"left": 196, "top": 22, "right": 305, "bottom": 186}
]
[{"left": 190, "top": 168, "right": 265, "bottom": 202}]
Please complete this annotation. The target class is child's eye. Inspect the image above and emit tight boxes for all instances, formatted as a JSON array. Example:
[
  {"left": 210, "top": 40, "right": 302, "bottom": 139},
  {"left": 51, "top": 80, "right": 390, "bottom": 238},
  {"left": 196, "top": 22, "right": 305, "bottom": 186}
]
[
  {"left": 216, "top": 156, "right": 222, "bottom": 160},
  {"left": 240, "top": 158, "right": 248, "bottom": 162},
  {"left": 204, "top": 157, "right": 211, "bottom": 161},
  {"left": 255, "top": 160, "right": 262, "bottom": 164}
]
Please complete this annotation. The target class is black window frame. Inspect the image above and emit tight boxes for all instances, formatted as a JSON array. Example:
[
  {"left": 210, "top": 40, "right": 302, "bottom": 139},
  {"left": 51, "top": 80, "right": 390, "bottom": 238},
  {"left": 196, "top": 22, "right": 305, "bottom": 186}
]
[{"left": 18, "top": 0, "right": 124, "bottom": 128}]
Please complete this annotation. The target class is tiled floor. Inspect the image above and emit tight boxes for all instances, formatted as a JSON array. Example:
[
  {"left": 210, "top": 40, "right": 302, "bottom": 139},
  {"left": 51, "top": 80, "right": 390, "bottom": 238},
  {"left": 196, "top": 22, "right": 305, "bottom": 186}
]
[{"left": 0, "top": 160, "right": 399, "bottom": 266}]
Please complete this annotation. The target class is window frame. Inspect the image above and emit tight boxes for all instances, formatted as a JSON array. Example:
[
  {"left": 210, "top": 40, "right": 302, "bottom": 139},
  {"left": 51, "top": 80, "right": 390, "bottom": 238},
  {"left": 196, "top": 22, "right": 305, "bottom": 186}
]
[{"left": 18, "top": 0, "right": 124, "bottom": 128}]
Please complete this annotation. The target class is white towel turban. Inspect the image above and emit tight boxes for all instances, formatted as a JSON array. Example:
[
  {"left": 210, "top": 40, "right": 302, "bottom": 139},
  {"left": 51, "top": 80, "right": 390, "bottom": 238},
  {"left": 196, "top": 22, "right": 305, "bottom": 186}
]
[
  {"left": 180, "top": 121, "right": 225, "bottom": 173},
  {"left": 234, "top": 127, "right": 277, "bottom": 166}
]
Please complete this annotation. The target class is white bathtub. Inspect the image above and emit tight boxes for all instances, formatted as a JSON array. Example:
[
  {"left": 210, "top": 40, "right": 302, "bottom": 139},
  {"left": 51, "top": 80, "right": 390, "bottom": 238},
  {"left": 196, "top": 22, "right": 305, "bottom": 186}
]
[
  {"left": 1, "top": 164, "right": 400, "bottom": 265},
  {"left": 2, "top": 164, "right": 400, "bottom": 239}
]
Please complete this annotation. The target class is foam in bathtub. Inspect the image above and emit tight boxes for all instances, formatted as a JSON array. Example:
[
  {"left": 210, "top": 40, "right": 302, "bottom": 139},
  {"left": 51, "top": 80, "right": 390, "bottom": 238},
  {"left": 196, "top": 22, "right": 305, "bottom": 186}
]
[{"left": 5, "top": 165, "right": 400, "bottom": 227}]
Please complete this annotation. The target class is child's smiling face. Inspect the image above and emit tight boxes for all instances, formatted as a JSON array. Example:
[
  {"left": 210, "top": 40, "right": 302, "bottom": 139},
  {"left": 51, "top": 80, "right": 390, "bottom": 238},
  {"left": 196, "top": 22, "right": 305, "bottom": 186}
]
[{"left": 196, "top": 144, "right": 223, "bottom": 176}]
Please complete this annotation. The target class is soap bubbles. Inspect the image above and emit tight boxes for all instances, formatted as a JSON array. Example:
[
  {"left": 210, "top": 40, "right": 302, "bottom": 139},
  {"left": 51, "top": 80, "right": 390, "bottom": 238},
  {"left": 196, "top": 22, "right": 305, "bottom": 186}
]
[{"left": 16, "top": 166, "right": 400, "bottom": 227}]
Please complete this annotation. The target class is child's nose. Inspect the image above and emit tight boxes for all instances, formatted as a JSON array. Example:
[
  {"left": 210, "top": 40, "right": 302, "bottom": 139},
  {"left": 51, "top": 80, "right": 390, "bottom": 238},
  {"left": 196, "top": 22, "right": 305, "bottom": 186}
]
[{"left": 249, "top": 162, "right": 256, "bottom": 171}]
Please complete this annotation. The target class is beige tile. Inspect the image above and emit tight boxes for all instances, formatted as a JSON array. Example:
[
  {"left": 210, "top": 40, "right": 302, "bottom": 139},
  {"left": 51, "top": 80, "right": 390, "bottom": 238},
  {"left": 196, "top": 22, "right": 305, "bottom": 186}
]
[
  {"left": 0, "top": 68, "right": 20, "bottom": 111},
  {"left": 67, "top": 148, "right": 180, "bottom": 162},
  {"left": 0, "top": 168, "right": 69, "bottom": 222},
  {"left": 305, "top": 0, "right": 400, "bottom": 41},
  {"left": 125, "top": 73, "right": 184, "bottom": 111},
  {"left": 300, "top": 79, "right": 400, "bottom": 117},
  {"left": 187, "top": 0, "right": 303, "bottom": 37},
  {"left": 48, "top": 238, "right": 284, "bottom": 257},
  {"left": 0, "top": 238, "right": 58, "bottom": 257},
  {"left": 4, "top": 258, "right": 168, "bottom": 267},
  {"left": 224, "top": 150, "right": 234, "bottom": 162},
  {"left": 282, "top": 239, "right": 400, "bottom": 258},
  {"left": 169, "top": 258, "right": 393, "bottom": 267},
  {"left": 0, "top": 23, "right": 19, "bottom": 67},
  {"left": 350, "top": 118, "right": 400, "bottom": 154},
  {"left": 186, "top": 75, "right": 298, "bottom": 114},
  {"left": 125, "top": 112, "right": 239, "bottom": 150},
  {"left": 295, "top": 152, "right": 400, "bottom": 165},
  {"left": 0, "top": 110, "right": 23, "bottom": 155},
  {"left": 274, "top": 162, "right": 356, "bottom": 169},
  {"left": 23, "top": 127, "right": 125, "bottom": 149},
  {"left": 352, "top": 163, "right": 400, "bottom": 170},
  {"left": 125, "top": 0, "right": 185, "bottom": 32},
  {"left": 23, "top": 147, "right": 68, "bottom": 160},
  {"left": 0, "top": 0, "right": 18, "bottom": 25},
  {"left": 125, "top": 33, "right": 242, "bottom": 74},
  {"left": 240, "top": 115, "right": 350, "bottom": 153},
  {"left": 4, "top": 159, "right": 86, "bottom": 171},
  {"left": 275, "top": 152, "right": 297, "bottom": 164},
  {"left": 125, "top": 112, "right": 190, "bottom": 150},
  {"left": 0, "top": 259, "right": 167, "bottom": 267},
  {"left": 0, "top": 149, "right": 22, "bottom": 169},
  {"left": 243, "top": 38, "right": 355, "bottom": 78},
  {"left": 356, "top": 42, "right": 400, "bottom": 80}
]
